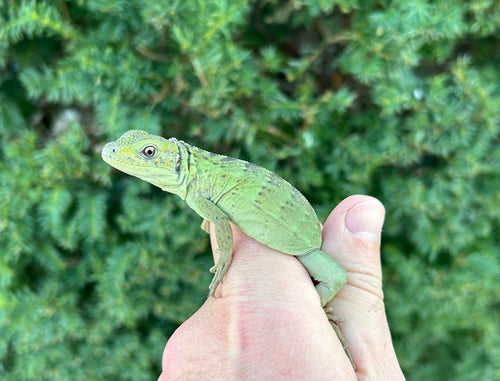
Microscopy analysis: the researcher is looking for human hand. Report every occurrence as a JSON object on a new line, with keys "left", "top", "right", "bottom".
{"left": 158, "top": 195, "right": 405, "bottom": 381}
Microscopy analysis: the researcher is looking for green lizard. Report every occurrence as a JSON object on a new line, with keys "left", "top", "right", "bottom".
{"left": 102, "top": 130, "right": 353, "bottom": 367}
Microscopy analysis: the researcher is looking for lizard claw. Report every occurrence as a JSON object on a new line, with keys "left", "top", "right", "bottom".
{"left": 324, "top": 307, "right": 355, "bottom": 370}
{"left": 208, "top": 257, "right": 231, "bottom": 297}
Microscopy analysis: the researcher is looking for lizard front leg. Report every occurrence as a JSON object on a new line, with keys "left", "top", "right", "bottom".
{"left": 188, "top": 195, "right": 233, "bottom": 296}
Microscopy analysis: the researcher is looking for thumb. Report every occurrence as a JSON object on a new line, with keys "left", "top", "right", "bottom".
{"left": 323, "top": 195, "right": 385, "bottom": 296}
{"left": 322, "top": 195, "right": 405, "bottom": 380}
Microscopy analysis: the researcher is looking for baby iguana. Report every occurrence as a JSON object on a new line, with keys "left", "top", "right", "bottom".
{"left": 102, "top": 130, "right": 353, "bottom": 367}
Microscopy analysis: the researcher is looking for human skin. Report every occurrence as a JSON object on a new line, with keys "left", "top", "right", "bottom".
{"left": 158, "top": 195, "right": 406, "bottom": 381}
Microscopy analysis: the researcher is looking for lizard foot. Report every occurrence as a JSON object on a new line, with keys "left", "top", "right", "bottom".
{"left": 208, "top": 255, "right": 231, "bottom": 297}
{"left": 324, "top": 307, "right": 355, "bottom": 370}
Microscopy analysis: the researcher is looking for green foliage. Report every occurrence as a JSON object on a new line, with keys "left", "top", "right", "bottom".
{"left": 1, "top": 0, "right": 499, "bottom": 379}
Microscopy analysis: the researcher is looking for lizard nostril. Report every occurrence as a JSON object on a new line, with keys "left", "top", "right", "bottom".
{"left": 102, "top": 142, "right": 118, "bottom": 157}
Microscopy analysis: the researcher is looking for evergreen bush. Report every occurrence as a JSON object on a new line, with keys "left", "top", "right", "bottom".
{"left": 1, "top": 1, "right": 499, "bottom": 379}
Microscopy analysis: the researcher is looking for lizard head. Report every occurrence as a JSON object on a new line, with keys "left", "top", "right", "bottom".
{"left": 102, "top": 130, "right": 188, "bottom": 196}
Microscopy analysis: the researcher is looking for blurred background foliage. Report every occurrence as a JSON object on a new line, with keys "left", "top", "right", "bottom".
{"left": 1, "top": 0, "right": 499, "bottom": 379}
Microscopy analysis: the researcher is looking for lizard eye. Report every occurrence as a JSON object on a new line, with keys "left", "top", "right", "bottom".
{"left": 142, "top": 146, "right": 156, "bottom": 158}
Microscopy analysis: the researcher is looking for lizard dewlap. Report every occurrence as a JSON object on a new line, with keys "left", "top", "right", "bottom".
{"left": 102, "top": 130, "right": 353, "bottom": 366}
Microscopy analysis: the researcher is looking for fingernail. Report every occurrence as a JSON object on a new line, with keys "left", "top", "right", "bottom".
{"left": 345, "top": 201, "right": 385, "bottom": 239}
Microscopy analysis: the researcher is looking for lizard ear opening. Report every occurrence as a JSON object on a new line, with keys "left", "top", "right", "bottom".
{"left": 174, "top": 154, "right": 181, "bottom": 172}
